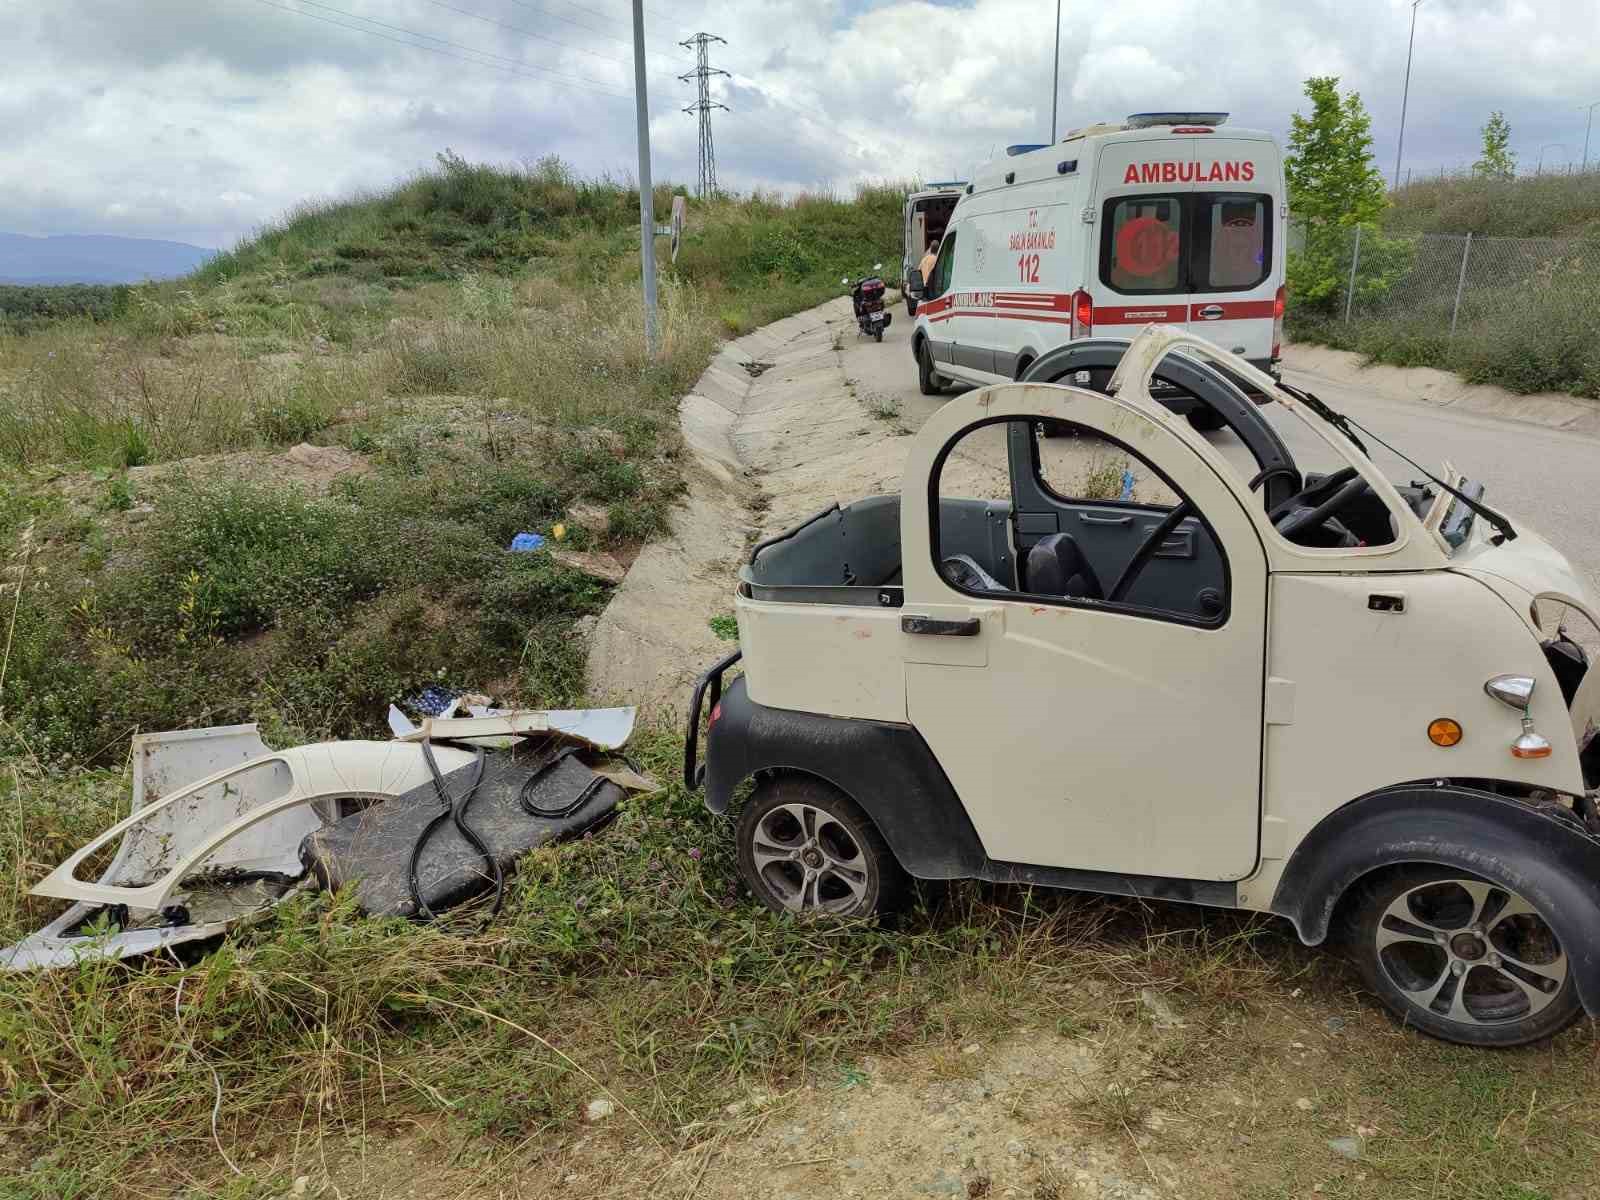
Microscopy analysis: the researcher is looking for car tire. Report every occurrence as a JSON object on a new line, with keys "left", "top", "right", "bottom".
{"left": 917, "top": 340, "right": 941, "bottom": 396}
{"left": 906, "top": 296, "right": 919, "bottom": 317}
{"left": 1345, "top": 864, "right": 1582, "bottom": 1047}
{"left": 1185, "top": 407, "right": 1226, "bottom": 432}
{"left": 736, "top": 774, "right": 906, "bottom": 919}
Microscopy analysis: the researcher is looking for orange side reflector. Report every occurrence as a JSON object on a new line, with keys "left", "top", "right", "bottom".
{"left": 1428, "top": 718, "right": 1463, "bottom": 747}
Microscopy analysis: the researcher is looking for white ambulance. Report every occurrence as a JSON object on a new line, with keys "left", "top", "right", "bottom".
{"left": 910, "top": 113, "right": 1287, "bottom": 429}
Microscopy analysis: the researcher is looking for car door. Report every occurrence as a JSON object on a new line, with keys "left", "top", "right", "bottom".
{"left": 899, "top": 383, "right": 1268, "bottom": 881}
{"left": 918, "top": 228, "right": 962, "bottom": 372}
{"left": 1185, "top": 183, "right": 1277, "bottom": 364}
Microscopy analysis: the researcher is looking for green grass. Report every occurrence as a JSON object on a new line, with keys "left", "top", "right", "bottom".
{"left": 36, "top": 158, "right": 1595, "bottom": 1200}
{"left": 0, "top": 155, "right": 905, "bottom": 770}
{"left": 1385, "top": 169, "right": 1600, "bottom": 238}
{"left": 4, "top": 742, "right": 1595, "bottom": 1197}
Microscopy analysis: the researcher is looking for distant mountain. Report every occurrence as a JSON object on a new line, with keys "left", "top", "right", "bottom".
{"left": 0, "top": 232, "right": 215, "bottom": 285}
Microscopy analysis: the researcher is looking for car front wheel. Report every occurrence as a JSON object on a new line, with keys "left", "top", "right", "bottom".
{"left": 1347, "top": 865, "right": 1581, "bottom": 1046}
{"left": 736, "top": 775, "right": 904, "bottom": 918}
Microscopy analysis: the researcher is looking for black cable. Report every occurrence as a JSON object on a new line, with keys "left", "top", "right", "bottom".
{"left": 408, "top": 741, "right": 501, "bottom": 921}
{"left": 1276, "top": 381, "right": 1368, "bottom": 455}
{"left": 518, "top": 743, "right": 606, "bottom": 819}
{"left": 1277, "top": 382, "right": 1518, "bottom": 544}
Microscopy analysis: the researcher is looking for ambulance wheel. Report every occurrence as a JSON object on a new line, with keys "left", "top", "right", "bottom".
{"left": 917, "top": 341, "right": 941, "bottom": 395}
{"left": 1185, "top": 407, "right": 1226, "bottom": 432}
{"left": 1346, "top": 865, "right": 1582, "bottom": 1047}
{"left": 737, "top": 775, "right": 905, "bottom": 919}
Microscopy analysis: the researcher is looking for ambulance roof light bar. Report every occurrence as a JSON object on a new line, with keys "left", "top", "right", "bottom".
{"left": 1125, "top": 112, "right": 1229, "bottom": 129}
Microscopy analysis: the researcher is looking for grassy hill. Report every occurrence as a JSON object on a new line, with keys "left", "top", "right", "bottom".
{"left": 1383, "top": 169, "right": 1600, "bottom": 238}
{"left": 0, "top": 153, "right": 902, "bottom": 768}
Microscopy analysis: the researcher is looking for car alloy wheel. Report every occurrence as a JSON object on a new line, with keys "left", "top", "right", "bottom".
{"left": 736, "top": 776, "right": 903, "bottom": 918}
{"left": 1352, "top": 866, "right": 1581, "bottom": 1045}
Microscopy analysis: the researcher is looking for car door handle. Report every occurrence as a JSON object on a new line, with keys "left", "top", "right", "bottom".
{"left": 901, "top": 615, "right": 980, "bottom": 637}
{"left": 1078, "top": 513, "right": 1132, "bottom": 526}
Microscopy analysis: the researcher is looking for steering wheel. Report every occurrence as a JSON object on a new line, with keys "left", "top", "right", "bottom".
{"left": 1108, "top": 500, "right": 1193, "bottom": 603}
{"left": 1271, "top": 468, "right": 1372, "bottom": 544}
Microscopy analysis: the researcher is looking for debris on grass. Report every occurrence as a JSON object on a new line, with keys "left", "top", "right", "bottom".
{"left": 4, "top": 707, "right": 651, "bottom": 967}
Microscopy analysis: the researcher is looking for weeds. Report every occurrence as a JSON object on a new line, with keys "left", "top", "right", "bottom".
{"left": 0, "top": 730, "right": 1324, "bottom": 1195}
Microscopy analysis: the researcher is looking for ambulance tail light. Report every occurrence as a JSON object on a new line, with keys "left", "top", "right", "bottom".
{"left": 1071, "top": 289, "right": 1093, "bottom": 339}
{"left": 1271, "top": 285, "right": 1286, "bottom": 359}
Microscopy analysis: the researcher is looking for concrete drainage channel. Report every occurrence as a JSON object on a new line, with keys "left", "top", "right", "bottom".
{"left": 587, "top": 296, "right": 911, "bottom": 719}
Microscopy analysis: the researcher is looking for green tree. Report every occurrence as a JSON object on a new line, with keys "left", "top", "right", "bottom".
{"left": 1474, "top": 110, "right": 1516, "bottom": 180}
{"left": 1284, "top": 76, "right": 1392, "bottom": 314}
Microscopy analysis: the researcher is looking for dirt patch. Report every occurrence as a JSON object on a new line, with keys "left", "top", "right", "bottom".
{"left": 123, "top": 441, "right": 371, "bottom": 496}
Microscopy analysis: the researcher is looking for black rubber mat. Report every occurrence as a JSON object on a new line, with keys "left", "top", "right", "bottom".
{"left": 299, "top": 746, "right": 622, "bottom": 918}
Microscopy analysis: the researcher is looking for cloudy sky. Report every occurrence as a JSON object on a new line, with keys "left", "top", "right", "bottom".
{"left": 6, "top": 0, "right": 1598, "bottom": 248}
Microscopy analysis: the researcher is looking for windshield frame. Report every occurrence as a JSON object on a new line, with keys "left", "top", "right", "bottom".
{"left": 1106, "top": 326, "right": 1450, "bottom": 569}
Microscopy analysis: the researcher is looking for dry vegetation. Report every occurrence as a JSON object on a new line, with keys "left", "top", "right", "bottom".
{"left": 1289, "top": 170, "right": 1600, "bottom": 396}
{"left": 2, "top": 156, "right": 1596, "bottom": 1200}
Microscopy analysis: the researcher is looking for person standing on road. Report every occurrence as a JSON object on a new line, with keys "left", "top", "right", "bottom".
{"left": 918, "top": 238, "right": 940, "bottom": 288}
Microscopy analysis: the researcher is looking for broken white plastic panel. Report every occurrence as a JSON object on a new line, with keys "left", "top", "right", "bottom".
{"left": 5, "top": 724, "right": 282, "bottom": 969}
{"left": 386, "top": 705, "right": 637, "bottom": 751}
{"left": 29, "top": 739, "right": 477, "bottom": 913}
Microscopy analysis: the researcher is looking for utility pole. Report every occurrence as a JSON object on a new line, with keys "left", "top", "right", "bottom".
{"left": 679, "top": 33, "right": 729, "bottom": 198}
{"left": 1582, "top": 100, "right": 1600, "bottom": 172}
{"left": 631, "top": 0, "right": 657, "bottom": 355}
{"left": 1393, "top": 0, "right": 1423, "bottom": 190}
{"left": 1049, "top": 0, "right": 1061, "bottom": 142}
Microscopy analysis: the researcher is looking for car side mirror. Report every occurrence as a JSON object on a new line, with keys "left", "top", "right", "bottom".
{"left": 909, "top": 268, "right": 925, "bottom": 296}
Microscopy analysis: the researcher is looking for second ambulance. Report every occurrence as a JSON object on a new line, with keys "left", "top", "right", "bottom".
{"left": 911, "top": 112, "right": 1286, "bottom": 430}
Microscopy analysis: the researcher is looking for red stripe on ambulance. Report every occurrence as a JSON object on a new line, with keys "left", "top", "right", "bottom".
{"left": 1093, "top": 305, "right": 1184, "bottom": 324}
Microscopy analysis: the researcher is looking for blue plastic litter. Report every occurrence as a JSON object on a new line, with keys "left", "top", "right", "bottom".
{"left": 410, "top": 685, "right": 457, "bottom": 717}
{"left": 509, "top": 532, "right": 546, "bottom": 552}
{"left": 1119, "top": 468, "right": 1135, "bottom": 501}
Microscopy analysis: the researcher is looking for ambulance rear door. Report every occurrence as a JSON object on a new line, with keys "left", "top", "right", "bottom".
{"left": 1183, "top": 134, "right": 1280, "bottom": 369}
{"left": 1089, "top": 137, "right": 1193, "bottom": 338}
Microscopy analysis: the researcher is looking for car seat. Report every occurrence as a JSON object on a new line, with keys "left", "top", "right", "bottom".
{"left": 1024, "top": 533, "right": 1103, "bottom": 600}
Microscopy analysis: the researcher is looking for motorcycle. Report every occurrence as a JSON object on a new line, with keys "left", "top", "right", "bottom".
{"left": 845, "top": 263, "right": 892, "bottom": 342}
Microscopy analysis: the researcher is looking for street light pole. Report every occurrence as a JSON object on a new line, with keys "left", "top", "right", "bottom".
{"left": 1582, "top": 100, "right": 1600, "bottom": 172}
{"left": 1050, "top": 0, "right": 1061, "bottom": 142}
{"left": 1392, "top": 0, "right": 1423, "bottom": 191}
{"left": 631, "top": 0, "right": 658, "bottom": 357}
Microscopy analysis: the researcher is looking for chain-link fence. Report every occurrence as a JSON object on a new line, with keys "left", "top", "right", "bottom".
{"left": 1291, "top": 223, "right": 1600, "bottom": 335}
{"left": 1285, "top": 221, "right": 1600, "bottom": 395}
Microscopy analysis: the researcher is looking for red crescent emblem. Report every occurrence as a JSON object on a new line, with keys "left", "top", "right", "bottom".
{"left": 1116, "top": 216, "right": 1179, "bottom": 279}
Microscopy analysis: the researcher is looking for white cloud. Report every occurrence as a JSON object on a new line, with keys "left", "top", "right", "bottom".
{"left": 4, "top": 0, "right": 1598, "bottom": 246}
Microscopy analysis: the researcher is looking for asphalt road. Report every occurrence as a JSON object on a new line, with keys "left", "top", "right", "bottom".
{"left": 842, "top": 312, "right": 1600, "bottom": 602}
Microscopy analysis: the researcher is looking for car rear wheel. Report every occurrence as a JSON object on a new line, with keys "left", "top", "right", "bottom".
{"left": 1347, "top": 865, "right": 1582, "bottom": 1046}
{"left": 736, "top": 775, "right": 904, "bottom": 919}
{"left": 917, "top": 341, "right": 941, "bottom": 396}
